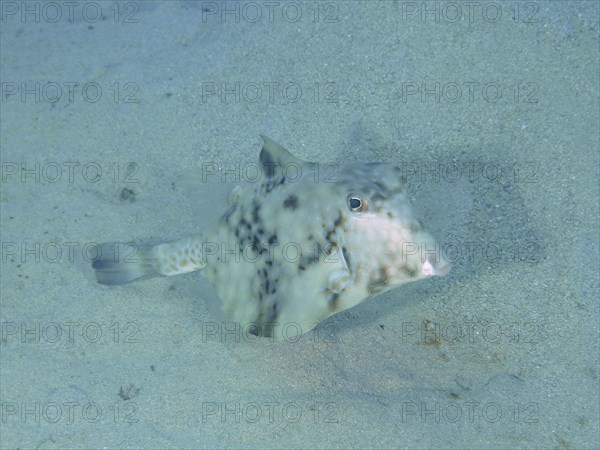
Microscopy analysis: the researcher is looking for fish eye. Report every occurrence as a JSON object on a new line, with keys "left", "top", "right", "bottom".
{"left": 347, "top": 195, "right": 367, "bottom": 212}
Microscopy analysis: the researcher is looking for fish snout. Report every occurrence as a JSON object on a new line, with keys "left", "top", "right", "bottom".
{"left": 420, "top": 253, "right": 451, "bottom": 277}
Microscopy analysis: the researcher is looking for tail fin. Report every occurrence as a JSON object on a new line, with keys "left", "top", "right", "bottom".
{"left": 92, "top": 238, "right": 206, "bottom": 285}
{"left": 92, "top": 242, "right": 161, "bottom": 285}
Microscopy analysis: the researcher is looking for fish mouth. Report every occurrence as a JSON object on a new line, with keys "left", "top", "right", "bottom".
{"left": 421, "top": 254, "right": 451, "bottom": 277}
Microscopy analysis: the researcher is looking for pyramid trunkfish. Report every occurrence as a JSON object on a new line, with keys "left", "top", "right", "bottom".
{"left": 92, "top": 136, "right": 450, "bottom": 340}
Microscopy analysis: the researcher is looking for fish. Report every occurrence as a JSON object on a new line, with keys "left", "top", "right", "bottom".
{"left": 92, "top": 136, "right": 450, "bottom": 340}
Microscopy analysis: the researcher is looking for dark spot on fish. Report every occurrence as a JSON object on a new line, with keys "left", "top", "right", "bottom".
{"left": 368, "top": 268, "right": 389, "bottom": 294}
{"left": 248, "top": 322, "right": 271, "bottom": 337}
{"left": 262, "top": 181, "right": 273, "bottom": 193}
{"left": 251, "top": 235, "right": 261, "bottom": 253}
{"left": 268, "top": 302, "right": 279, "bottom": 319}
{"left": 298, "top": 264, "right": 306, "bottom": 271}
{"left": 323, "top": 212, "right": 345, "bottom": 242}
{"left": 326, "top": 240, "right": 336, "bottom": 255}
{"left": 283, "top": 194, "right": 299, "bottom": 210}
{"left": 300, "top": 251, "right": 317, "bottom": 266}
{"left": 308, "top": 243, "right": 327, "bottom": 262}
{"left": 400, "top": 264, "right": 418, "bottom": 278}
{"left": 387, "top": 211, "right": 393, "bottom": 218}
{"left": 268, "top": 234, "right": 277, "bottom": 244}
{"left": 333, "top": 212, "right": 343, "bottom": 228}
{"left": 252, "top": 292, "right": 280, "bottom": 337}
{"left": 327, "top": 293, "right": 340, "bottom": 311}
{"left": 252, "top": 202, "right": 261, "bottom": 222}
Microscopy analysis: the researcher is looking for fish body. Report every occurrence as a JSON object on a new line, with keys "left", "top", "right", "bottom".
{"left": 93, "top": 136, "right": 450, "bottom": 340}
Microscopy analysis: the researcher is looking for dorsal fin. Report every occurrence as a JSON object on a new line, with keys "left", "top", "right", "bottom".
{"left": 259, "top": 135, "right": 307, "bottom": 182}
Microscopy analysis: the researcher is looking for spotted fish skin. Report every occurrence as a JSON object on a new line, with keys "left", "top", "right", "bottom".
{"left": 93, "top": 136, "right": 450, "bottom": 340}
